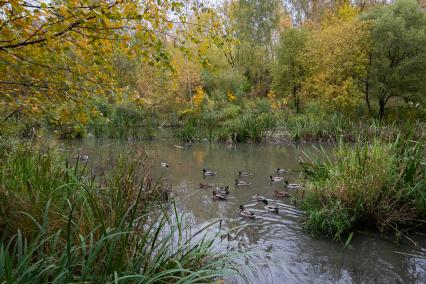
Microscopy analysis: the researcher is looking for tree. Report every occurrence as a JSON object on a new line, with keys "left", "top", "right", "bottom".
{"left": 363, "top": 0, "right": 426, "bottom": 119}
{"left": 273, "top": 28, "right": 309, "bottom": 113}
{"left": 304, "top": 4, "right": 371, "bottom": 114}
{"left": 0, "top": 0, "right": 185, "bottom": 119}
{"left": 228, "top": 0, "right": 284, "bottom": 96}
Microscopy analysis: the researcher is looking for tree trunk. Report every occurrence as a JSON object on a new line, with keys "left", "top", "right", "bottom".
{"left": 365, "top": 53, "right": 372, "bottom": 115}
{"left": 293, "top": 85, "right": 300, "bottom": 113}
{"left": 378, "top": 98, "right": 385, "bottom": 119}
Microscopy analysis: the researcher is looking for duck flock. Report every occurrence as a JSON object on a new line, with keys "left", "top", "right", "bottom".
{"left": 161, "top": 162, "right": 302, "bottom": 219}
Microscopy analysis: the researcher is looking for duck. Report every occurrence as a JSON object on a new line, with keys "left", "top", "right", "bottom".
{"left": 217, "top": 186, "right": 230, "bottom": 195}
{"left": 274, "top": 190, "right": 290, "bottom": 198}
{"left": 203, "top": 169, "right": 217, "bottom": 176}
{"left": 285, "top": 180, "right": 301, "bottom": 189}
{"left": 269, "top": 176, "right": 284, "bottom": 182}
{"left": 276, "top": 168, "right": 289, "bottom": 174}
{"left": 262, "top": 200, "right": 279, "bottom": 213}
{"left": 239, "top": 205, "right": 255, "bottom": 218}
{"left": 235, "top": 179, "right": 251, "bottom": 186}
{"left": 254, "top": 192, "right": 266, "bottom": 201}
{"left": 212, "top": 190, "right": 227, "bottom": 201}
{"left": 239, "top": 171, "right": 252, "bottom": 177}
{"left": 74, "top": 154, "right": 88, "bottom": 162}
{"left": 160, "top": 162, "right": 169, "bottom": 168}
{"left": 199, "top": 183, "right": 213, "bottom": 189}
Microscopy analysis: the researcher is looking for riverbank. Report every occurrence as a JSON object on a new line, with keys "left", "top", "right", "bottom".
{"left": 0, "top": 138, "right": 230, "bottom": 282}
{"left": 2, "top": 117, "right": 425, "bottom": 241}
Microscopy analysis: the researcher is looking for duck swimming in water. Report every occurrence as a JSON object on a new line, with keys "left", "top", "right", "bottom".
{"left": 285, "top": 180, "right": 301, "bottom": 189}
{"left": 235, "top": 179, "right": 251, "bottom": 186}
{"left": 262, "top": 200, "right": 279, "bottom": 213}
{"left": 160, "top": 162, "right": 169, "bottom": 168}
{"left": 217, "top": 186, "right": 230, "bottom": 195}
{"left": 274, "top": 190, "right": 290, "bottom": 198}
{"left": 239, "top": 205, "right": 255, "bottom": 218}
{"left": 254, "top": 193, "right": 266, "bottom": 201}
{"left": 212, "top": 190, "right": 227, "bottom": 201}
{"left": 239, "top": 171, "right": 252, "bottom": 177}
{"left": 276, "top": 168, "right": 289, "bottom": 174}
{"left": 203, "top": 169, "right": 217, "bottom": 176}
{"left": 269, "top": 176, "right": 284, "bottom": 182}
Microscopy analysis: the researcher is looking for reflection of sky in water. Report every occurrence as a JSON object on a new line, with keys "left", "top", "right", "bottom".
{"left": 52, "top": 138, "right": 426, "bottom": 284}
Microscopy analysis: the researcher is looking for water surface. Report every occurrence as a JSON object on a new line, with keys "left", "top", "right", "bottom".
{"left": 55, "top": 139, "right": 426, "bottom": 284}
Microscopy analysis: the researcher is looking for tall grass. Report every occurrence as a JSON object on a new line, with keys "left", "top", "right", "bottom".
{"left": 216, "top": 113, "right": 276, "bottom": 143}
{"left": 89, "top": 105, "right": 155, "bottom": 140}
{"left": 0, "top": 142, "right": 230, "bottom": 282}
{"left": 280, "top": 113, "right": 426, "bottom": 143}
{"left": 299, "top": 136, "right": 426, "bottom": 240}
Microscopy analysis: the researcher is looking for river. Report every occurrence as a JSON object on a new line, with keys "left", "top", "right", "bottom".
{"left": 54, "top": 138, "right": 426, "bottom": 283}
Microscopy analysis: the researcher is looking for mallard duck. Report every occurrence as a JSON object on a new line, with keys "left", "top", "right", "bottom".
{"left": 239, "top": 205, "right": 255, "bottom": 218}
{"left": 239, "top": 171, "right": 252, "bottom": 177}
{"left": 199, "top": 183, "right": 213, "bottom": 189}
{"left": 274, "top": 190, "right": 290, "bottom": 198}
{"left": 217, "top": 186, "right": 230, "bottom": 194}
{"left": 203, "top": 169, "right": 217, "bottom": 176}
{"left": 160, "top": 162, "right": 169, "bottom": 168}
{"left": 269, "top": 176, "right": 283, "bottom": 182}
{"left": 235, "top": 179, "right": 251, "bottom": 186}
{"left": 276, "top": 168, "right": 289, "bottom": 174}
{"left": 285, "top": 180, "right": 301, "bottom": 189}
{"left": 74, "top": 154, "right": 88, "bottom": 162}
{"left": 254, "top": 192, "right": 266, "bottom": 201}
{"left": 212, "top": 190, "right": 227, "bottom": 201}
{"left": 262, "top": 200, "right": 279, "bottom": 213}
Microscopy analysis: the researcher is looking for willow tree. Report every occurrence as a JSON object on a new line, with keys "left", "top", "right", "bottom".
{"left": 273, "top": 28, "right": 309, "bottom": 113}
{"left": 362, "top": 0, "right": 426, "bottom": 119}
{"left": 229, "top": 0, "right": 284, "bottom": 96}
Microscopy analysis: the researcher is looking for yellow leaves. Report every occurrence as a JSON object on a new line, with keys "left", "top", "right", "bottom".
{"left": 193, "top": 86, "right": 206, "bottom": 109}
{"left": 227, "top": 90, "right": 237, "bottom": 102}
{"left": 337, "top": 4, "right": 359, "bottom": 22}
{"left": 322, "top": 3, "right": 359, "bottom": 28}
{"left": 267, "top": 90, "right": 288, "bottom": 110}
{"left": 0, "top": 0, "right": 187, "bottom": 117}
{"left": 304, "top": 16, "right": 370, "bottom": 114}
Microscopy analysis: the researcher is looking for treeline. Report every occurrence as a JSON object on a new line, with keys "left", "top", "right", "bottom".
{"left": 1, "top": 0, "right": 425, "bottom": 138}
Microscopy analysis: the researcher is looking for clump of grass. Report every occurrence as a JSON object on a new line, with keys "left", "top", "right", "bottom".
{"left": 0, "top": 143, "right": 230, "bottom": 282}
{"left": 88, "top": 104, "right": 156, "bottom": 140}
{"left": 280, "top": 113, "right": 426, "bottom": 143}
{"left": 177, "top": 119, "right": 198, "bottom": 143}
{"left": 300, "top": 137, "right": 426, "bottom": 240}
{"left": 217, "top": 113, "right": 276, "bottom": 143}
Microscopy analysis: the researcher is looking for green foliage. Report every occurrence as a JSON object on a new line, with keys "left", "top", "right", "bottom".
{"left": 177, "top": 119, "right": 198, "bottom": 143}
{"left": 300, "top": 137, "right": 426, "bottom": 239}
{"left": 0, "top": 143, "right": 230, "bottom": 282}
{"left": 229, "top": 0, "right": 284, "bottom": 96}
{"left": 362, "top": 0, "right": 426, "bottom": 118}
{"left": 273, "top": 28, "right": 309, "bottom": 113}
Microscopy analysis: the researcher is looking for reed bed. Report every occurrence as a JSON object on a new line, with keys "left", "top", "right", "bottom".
{"left": 299, "top": 135, "right": 426, "bottom": 240}
{"left": 0, "top": 141, "right": 230, "bottom": 283}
